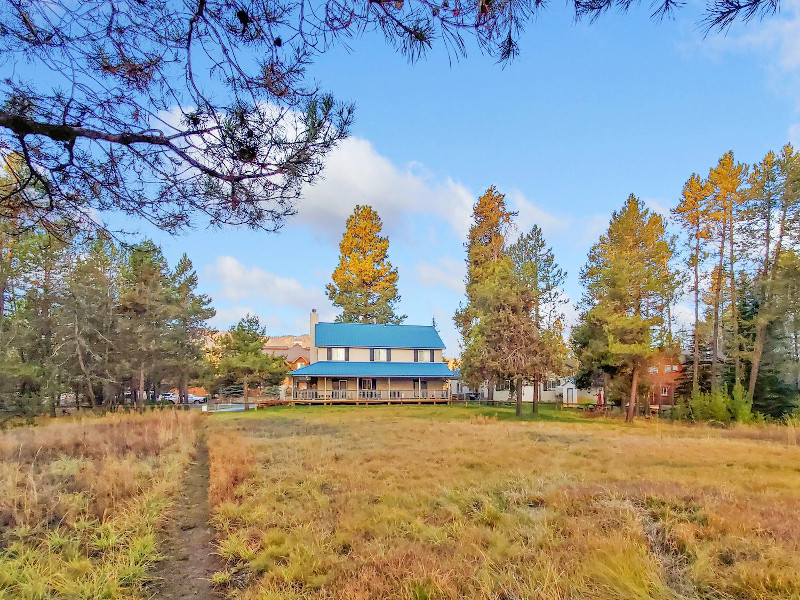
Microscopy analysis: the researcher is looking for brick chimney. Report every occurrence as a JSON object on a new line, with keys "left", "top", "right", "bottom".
{"left": 309, "top": 309, "right": 319, "bottom": 363}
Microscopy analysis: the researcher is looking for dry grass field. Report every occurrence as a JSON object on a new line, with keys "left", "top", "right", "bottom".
{"left": 208, "top": 405, "right": 800, "bottom": 600}
{"left": 0, "top": 410, "right": 198, "bottom": 599}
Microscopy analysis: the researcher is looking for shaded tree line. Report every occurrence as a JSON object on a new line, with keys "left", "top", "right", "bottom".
{"left": 672, "top": 145, "right": 800, "bottom": 417}
{"left": 573, "top": 144, "right": 799, "bottom": 421}
{"left": 0, "top": 221, "right": 215, "bottom": 417}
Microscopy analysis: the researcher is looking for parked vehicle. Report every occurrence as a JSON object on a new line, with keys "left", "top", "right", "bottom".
{"left": 188, "top": 393, "right": 206, "bottom": 403}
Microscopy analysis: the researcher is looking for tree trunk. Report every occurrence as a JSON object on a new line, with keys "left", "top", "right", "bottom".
{"left": 692, "top": 234, "right": 700, "bottom": 396}
{"left": 729, "top": 217, "right": 741, "bottom": 384}
{"left": 138, "top": 364, "right": 145, "bottom": 408}
{"left": 243, "top": 376, "right": 250, "bottom": 410}
{"left": 515, "top": 378, "right": 523, "bottom": 417}
{"left": 487, "top": 377, "right": 495, "bottom": 404}
{"left": 626, "top": 365, "right": 639, "bottom": 423}
{"left": 532, "top": 378, "right": 539, "bottom": 414}
{"left": 711, "top": 227, "right": 726, "bottom": 391}
{"left": 180, "top": 370, "right": 189, "bottom": 404}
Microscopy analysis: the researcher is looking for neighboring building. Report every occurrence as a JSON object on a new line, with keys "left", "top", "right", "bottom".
{"left": 449, "top": 376, "right": 577, "bottom": 404}
{"left": 646, "top": 354, "right": 683, "bottom": 408}
{"left": 264, "top": 339, "right": 311, "bottom": 390}
{"left": 291, "top": 310, "right": 457, "bottom": 402}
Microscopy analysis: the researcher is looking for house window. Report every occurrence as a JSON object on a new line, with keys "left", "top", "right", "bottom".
{"left": 648, "top": 366, "right": 659, "bottom": 374}
{"left": 544, "top": 379, "right": 558, "bottom": 391}
{"left": 331, "top": 347, "right": 345, "bottom": 361}
{"left": 664, "top": 365, "right": 672, "bottom": 373}
{"left": 672, "top": 364, "right": 679, "bottom": 372}
{"left": 373, "top": 348, "right": 388, "bottom": 362}
{"left": 416, "top": 349, "right": 431, "bottom": 362}
{"left": 496, "top": 379, "right": 510, "bottom": 391}
{"left": 661, "top": 386, "right": 669, "bottom": 397}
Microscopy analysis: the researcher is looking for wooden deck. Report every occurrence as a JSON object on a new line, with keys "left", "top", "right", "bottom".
{"left": 288, "top": 397, "right": 454, "bottom": 406}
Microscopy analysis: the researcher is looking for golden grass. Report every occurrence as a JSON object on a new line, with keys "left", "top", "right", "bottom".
{"left": 208, "top": 405, "right": 800, "bottom": 600}
{"left": 0, "top": 411, "right": 198, "bottom": 599}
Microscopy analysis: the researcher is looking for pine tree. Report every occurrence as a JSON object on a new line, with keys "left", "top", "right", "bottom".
{"left": 507, "top": 225, "right": 568, "bottom": 412}
{"left": 455, "top": 187, "right": 516, "bottom": 397}
{"left": 327, "top": 205, "right": 405, "bottom": 324}
{"left": 167, "top": 254, "right": 216, "bottom": 403}
{"left": 118, "top": 241, "right": 172, "bottom": 406}
{"left": 707, "top": 151, "right": 747, "bottom": 387}
{"left": 57, "top": 234, "right": 122, "bottom": 407}
{"left": 577, "top": 195, "right": 676, "bottom": 422}
{"left": 218, "top": 315, "right": 288, "bottom": 410}
{"left": 744, "top": 145, "right": 800, "bottom": 399}
{"left": 672, "top": 173, "right": 713, "bottom": 395}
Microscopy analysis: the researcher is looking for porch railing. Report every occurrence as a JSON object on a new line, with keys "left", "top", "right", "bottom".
{"left": 292, "top": 389, "right": 450, "bottom": 401}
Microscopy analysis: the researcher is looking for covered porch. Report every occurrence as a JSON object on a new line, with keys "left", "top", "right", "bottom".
{"left": 292, "top": 376, "right": 451, "bottom": 403}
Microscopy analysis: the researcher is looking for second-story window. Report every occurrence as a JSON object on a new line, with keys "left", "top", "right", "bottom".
{"left": 331, "top": 347, "right": 346, "bottom": 361}
{"left": 416, "top": 349, "right": 431, "bottom": 362}
{"left": 373, "top": 348, "right": 388, "bottom": 362}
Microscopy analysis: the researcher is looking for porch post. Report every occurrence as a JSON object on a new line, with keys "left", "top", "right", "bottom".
{"left": 324, "top": 377, "right": 327, "bottom": 400}
{"left": 388, "top": 377, "right": 391, "bottom": 401}
{"left": 418, "top": 377, "right": 421, "bottom": 399}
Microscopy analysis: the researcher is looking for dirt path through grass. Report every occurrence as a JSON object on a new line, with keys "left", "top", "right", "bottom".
{"left": 148, "top": 429, "right": 223, "bottom": 599}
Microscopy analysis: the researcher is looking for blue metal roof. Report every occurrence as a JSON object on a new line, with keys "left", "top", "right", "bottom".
{"left": 314, "top": 323, "right": 445, "bottom": 349}
{"left": 291, "top": 361, "right": 456, "bottom": 378}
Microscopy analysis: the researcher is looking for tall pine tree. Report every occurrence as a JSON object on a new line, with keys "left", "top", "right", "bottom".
{"left": 327, "top": 205, "right": 405, "bottom": 324}
{"left": 575, "top": 195, "right": 676, "bottom": 422}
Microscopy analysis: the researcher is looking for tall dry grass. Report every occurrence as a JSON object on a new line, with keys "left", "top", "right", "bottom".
{"left": 0, "top": 411, "right": 198, "bottom": 599}
{"left": 207, "top": 407, "right": 800, "bottom": 600}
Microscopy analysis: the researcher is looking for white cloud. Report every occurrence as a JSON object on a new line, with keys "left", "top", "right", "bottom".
{"left": 208, "top": 305, "right": 276, "bottom": 330}
{"left": 731, "top": 0, "right": 800, "bottom": 71}
{"left": 682, "top": 0, "right": 800, "bottom": 83}
{"left": 506, "top": 189, "right": 569, "bottom": 238}
{"left": 298, "top": 137, "right": 475, "bottom": 240}
{"left": 643, "top": 197, "right": 672, "bottom": 217}
{"left": 415, "top": 257, "right": 465, "bottom": 294}
{"left": 205, "top": 256, "right": 327, "bottom": 308}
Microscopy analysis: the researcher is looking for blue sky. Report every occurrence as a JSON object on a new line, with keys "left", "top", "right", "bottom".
{"left": 143, "top": 0, "right": 800, "bottom": 354}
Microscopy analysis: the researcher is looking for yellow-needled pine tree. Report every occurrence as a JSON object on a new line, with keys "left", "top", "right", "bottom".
{"left": 673, "top": 173, "right": 713, "bottom": 395}
{"left": 576, "top": 195, "right": 676, "bottom": 422}
{"left": 327, "top": 205, "right": 405, "bottom": 324}
{"left": 708, "top": 151, "right": 748, "bottom": 387}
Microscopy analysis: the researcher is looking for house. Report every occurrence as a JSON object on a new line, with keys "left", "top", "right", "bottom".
{"left": 291, "top": 310, "right": 457, "bottom": 402}
{"left": 646, "top": 353, "right": 683, "bottom": 409}
{"left": 449, "top": 376, "right": 577, "bottom": 404}
{"left": 263, "top": 339, "right": 311, "bottom": 388}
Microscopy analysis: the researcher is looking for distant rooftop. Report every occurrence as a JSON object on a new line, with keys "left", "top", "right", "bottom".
{"left": 314, "top": 322, "right": 445, "bottom": 349}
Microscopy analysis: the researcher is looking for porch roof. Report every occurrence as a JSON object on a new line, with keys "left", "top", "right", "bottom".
{"left": 291, "top": 361, "right": 456, "bottom": 378}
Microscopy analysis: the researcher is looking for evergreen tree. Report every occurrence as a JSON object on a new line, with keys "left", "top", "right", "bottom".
{"left": 707, "top": 151, "right": 747, "bottom": 388}
{"left": 455, "top": 187, "right": 516, "bottom": 397}
{"left": 744, "top": 145, "right": 800, "bottom": 399}
{"left": 118, "top": 241, "right": 172, "bottom": 406}
{"left": 672, "top": 173, "right": 713, "bottom": 395}
{"left": 507, "top": 225, "right": 568, "bottom": 412}
{"left": 167, "top": 254, "right": 216, "bottom": 403}
{"left": 576, "top": 195, "right": 676, "bottom": 422}
{"left": 327, "top": 205, "right": 405, "bottom": 324}
{"left": 218, "top": 315, "right": 288, "bottom": 410}
{"left": 57, "top": 234, "right": 123, "bottom": 407}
